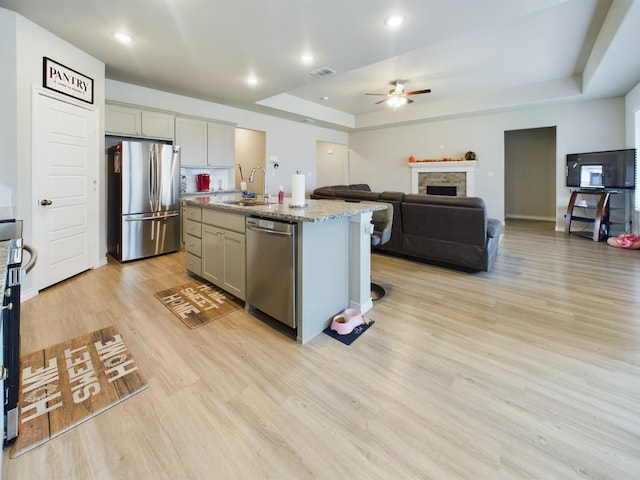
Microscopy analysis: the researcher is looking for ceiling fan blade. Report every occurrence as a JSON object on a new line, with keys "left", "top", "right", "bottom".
{"left": 375, "top": 99, "right": 388, "bottom": 104}
{"left": 405, "top": 89, "right": 431, "bottom": 96}
{"left": 406, "top": 98, "right": 414, "bottom": 104}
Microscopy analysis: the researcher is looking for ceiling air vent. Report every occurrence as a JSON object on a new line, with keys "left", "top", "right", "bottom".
{"left": 310, "top": 66, "right": 336, "bottom": 78}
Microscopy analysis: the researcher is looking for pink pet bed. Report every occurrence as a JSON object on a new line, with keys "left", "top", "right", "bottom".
{"left": 607, "top": 233, "right": 640, "bottom": 249}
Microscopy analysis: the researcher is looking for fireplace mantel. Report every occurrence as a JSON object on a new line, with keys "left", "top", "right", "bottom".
{"left": 409, "top": 161, "right": 477, "bottom": 196}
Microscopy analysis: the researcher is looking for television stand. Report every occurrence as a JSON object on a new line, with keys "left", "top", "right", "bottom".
{"left": 564, "top": 190, "right": 610, "bottom": 241}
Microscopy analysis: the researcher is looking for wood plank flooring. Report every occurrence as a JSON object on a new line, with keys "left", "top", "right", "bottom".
{"left": 3, "top": 220, "right": 640, "bottom": 479}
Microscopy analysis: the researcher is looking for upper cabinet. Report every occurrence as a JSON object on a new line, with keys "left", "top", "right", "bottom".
{"left": 106, "top": 103, "right": 174, "bottom": 140}
{"left": 176, "top": 116, "right": 236, "bottom": 167}
{"left": 207, "top": 122, "right": 236, "bottom": 167}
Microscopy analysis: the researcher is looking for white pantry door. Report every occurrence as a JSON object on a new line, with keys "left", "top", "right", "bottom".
{"left": 33, "top": 91, "right": 98, "bottom": 290}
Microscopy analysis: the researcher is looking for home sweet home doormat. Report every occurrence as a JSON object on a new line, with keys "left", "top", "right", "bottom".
{"left": 10, "top": 326, "right": 148, "bottom": 458}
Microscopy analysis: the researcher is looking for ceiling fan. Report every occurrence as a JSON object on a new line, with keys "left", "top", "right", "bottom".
{"left": 366, "top": 80, "right": 431, "bottom": 106}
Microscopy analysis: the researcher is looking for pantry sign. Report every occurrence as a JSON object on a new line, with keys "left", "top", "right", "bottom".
{"left": 43, "top": 56, "right": 94, "bottom": 104}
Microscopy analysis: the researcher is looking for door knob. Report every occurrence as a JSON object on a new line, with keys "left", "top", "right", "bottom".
{"left": 40, "top": 199, "right": 53, "bottom": 206}
{"left": 0, "top": 366, "right": 8, "bottom": 381}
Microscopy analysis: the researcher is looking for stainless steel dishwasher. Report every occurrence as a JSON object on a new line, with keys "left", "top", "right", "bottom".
{"left": 246, "top": 217, "right": 297, "bottom": 328}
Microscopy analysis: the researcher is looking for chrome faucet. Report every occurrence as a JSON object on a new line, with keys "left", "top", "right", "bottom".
{"left": 249, "top": 166, "right": 270, "bottom": 202}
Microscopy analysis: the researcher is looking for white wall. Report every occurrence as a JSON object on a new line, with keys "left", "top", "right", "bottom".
{"left": 0, "top": 10, "right": 18, "bottom": 198}
{"left": 3, "top": 9, "right": 105, "bottom": 297}
{"left": 106, "top": 80, "right": 349, "bottom": 195}
{"left": 625, "top": 82, "right": 640, "bottom": 146}
{"left": 349, "top": 98, "right": 625, "bottom": 227}
{"left": 624, "top": 81, "right": 640, "bottom": 233}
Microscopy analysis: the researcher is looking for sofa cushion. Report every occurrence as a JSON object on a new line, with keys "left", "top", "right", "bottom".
{"left": 402, "top": 195, "right": 487, "bottom": 246}
{"left": 339, "top": 190, "right": 381, "bottom": 202}
{"left": 347, "top": 184, "right": 371, "bottom": 191}
{"left": 403, "top": 194, "right": 486, "bottom": 209}
{"left": 379, "top": 191, "right": 405, "bottom": 202}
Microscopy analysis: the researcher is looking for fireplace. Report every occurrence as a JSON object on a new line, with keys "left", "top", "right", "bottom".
{"left": 427, "top": 185, "right": 457, "bottom": 196}
{"left": 409, "top": 161, "right": 477, "bottom": 197}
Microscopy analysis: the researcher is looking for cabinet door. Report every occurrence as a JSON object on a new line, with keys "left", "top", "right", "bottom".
{"left": 142, "top": 110, "right": 174, "bottom": 139}
{"left": 105, "top": 104, "right": 140, "bottom": 136}
{"left": 175, "top": 117, "right": 208, "bottom": 166}
{"left": 221, "top": 229, "right": 245, "bottom": 299}
{"left": 201, "top": 225, "right": 223, "bottom": 285}
{"left": 207, "top": 122, "right": 236, "bottom": 167}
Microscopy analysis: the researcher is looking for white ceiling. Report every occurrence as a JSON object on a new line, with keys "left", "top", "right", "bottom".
{"left": 2, "top": 0, "right": 639, "bottom": 131}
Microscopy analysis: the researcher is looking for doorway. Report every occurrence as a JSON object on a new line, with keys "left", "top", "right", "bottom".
{"left": 504, "top": 127, "right": 556, "bottom": 222}
{"left": 33, "top": 90, "right": 99, "bottom": 290}
{"left": 316, "top": 141, "right": 349, "bottom": 187}
{"left": 235, "top": 128, "right": 266, "bottom": 195}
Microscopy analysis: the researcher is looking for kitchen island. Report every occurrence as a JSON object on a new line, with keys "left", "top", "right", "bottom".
{"left": 181, "top": 195, "right": 385, "bottom": 344}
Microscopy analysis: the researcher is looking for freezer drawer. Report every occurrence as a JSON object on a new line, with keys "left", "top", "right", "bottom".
{"left": 117, "top": 213, "right": 180, "bottom": 262}
{"left": 246, "top": 217, "right": 297, "bottom": 328}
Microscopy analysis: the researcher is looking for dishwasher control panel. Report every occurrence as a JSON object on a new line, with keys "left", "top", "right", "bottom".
{"left": 255, "top": 218, "right": 275, "bottom": 230}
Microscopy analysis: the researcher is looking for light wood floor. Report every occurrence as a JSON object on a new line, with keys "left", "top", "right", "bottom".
{"left": 3, "top": 220, "right": 640, "bottom": 479}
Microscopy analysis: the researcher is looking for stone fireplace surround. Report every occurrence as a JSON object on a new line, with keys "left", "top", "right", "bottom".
{"left": 409, "top": 161, "right": 477, "bottom": 197}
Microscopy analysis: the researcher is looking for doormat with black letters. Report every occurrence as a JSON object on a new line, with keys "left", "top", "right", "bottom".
{"left": 154, "top": 279, "right": 243, "bottom": 329}
{"left": 11, "top": 326, "right": 148, "bottom": 458}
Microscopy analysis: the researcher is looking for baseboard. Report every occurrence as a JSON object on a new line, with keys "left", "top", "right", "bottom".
{"left": 20, "top": 287, "right": 37, "bottom": 302}
{"left": 505, "top": 214, "right": 556, "bottom": 222}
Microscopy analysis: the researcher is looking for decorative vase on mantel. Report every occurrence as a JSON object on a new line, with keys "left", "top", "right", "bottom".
{"left": 465, "top": 151, "right": 477, "bottom": 161}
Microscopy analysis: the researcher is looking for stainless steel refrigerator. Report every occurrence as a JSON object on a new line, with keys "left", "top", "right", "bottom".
{"left": 107, "top": 140, "right": 181, "bottom": 262}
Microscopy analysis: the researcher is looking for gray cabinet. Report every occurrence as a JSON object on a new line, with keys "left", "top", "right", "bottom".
{"left": 175, "top": 116, "right": 236, "bottom": 167}
{"left": 183, "top": 205, "right": 202, "bottom": 276}
{"left": 184, "top": 206, "right": 245, "bottom": 300}
{"left": 106, "top": 103, "right": 174, "bottom": 139}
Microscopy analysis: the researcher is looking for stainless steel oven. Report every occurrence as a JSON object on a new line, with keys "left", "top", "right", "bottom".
{"left": 1, "top": 220, "right": 37, "bottom": 447}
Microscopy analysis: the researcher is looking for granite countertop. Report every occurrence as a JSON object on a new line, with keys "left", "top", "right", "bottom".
{"left": 1, "top": 240, "right": 8, "bottom": 296}
{"left": 181, "top": 195, "right": 385, "bottom": 222}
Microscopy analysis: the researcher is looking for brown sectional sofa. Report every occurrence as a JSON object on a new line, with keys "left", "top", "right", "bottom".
{"left": 311, "top": 184, "right": 502, "bottom": 272}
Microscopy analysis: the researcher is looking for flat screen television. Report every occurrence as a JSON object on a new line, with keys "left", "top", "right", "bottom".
{"left": 566, "top": 149, "right": 636, "bottom": 189}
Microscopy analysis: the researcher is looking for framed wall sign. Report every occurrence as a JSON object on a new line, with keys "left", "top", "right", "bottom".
{"left": 42, "top": 57, "right": 94, "bottom": 104}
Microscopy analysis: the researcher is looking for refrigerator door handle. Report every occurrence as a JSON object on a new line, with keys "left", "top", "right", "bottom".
{"left": 124, "top": 212, "right": 180, "bottom": 221}
{"left": 154, "top": 145, "right": 160, "bottom": 211}
{"left": 148, "top": 148, "right": 156, "bottom": 212}
{"left": 156, "top": 145, "right": 164, "bottom": 212}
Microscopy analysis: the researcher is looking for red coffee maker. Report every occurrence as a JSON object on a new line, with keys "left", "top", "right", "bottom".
{"left": 197, "top": 173, "right": 210, "bottom": 192}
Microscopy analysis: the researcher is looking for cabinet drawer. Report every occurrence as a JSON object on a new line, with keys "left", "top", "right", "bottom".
{"left": 185, "top": 219, "right": 202, "bottom": 238}
{"left": 185, "top": 234, "right": 202, "bottom": 256}
{"left": 183, "top": 206, "right": 202, "bottom": 222}
{"left": 202, "top": 209, "right": 245, "bottom": 233}
{"left": 185, "top": 252, "right": 202, "bottom": 276}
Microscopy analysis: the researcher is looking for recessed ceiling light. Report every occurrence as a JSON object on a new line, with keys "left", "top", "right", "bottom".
{"left": 112, "top": 32, "right": 134, "bottom": 44}
{"left": 320, "top": 96, "right": 329, "bottom": 101}
{"left": 246, "top": 76, "right": 258, "bottom": 86}
{"left": 385, "top": 15, "right": 404, "bottom": 28}
{"left": 300, "top": 54, "right": 314, "bottom": 64}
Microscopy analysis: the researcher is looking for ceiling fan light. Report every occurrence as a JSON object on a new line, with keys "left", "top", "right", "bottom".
{"left": 387, "top": 96, "right": 408, "bottom": 108}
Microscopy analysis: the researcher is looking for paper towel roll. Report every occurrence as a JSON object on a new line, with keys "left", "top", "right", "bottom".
{"left": 291, "top": 174, "right": 306, "bottom": 207}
